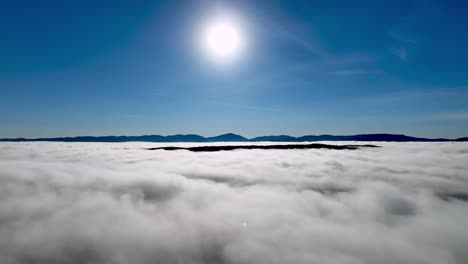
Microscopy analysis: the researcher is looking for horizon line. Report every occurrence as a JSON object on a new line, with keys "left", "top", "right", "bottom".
{"left": 1, "top": 132, "right": 467, "bottom": 142}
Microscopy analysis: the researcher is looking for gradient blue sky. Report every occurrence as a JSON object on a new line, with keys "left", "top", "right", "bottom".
{"left": 1, "top": 0, "right": 468, "bottom": 138}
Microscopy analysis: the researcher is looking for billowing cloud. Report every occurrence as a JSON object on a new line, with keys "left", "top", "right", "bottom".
{"left": 1, "top": 142, "right": 467, "bottom": 264}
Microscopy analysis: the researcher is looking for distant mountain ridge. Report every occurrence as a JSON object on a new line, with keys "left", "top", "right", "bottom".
{"left": 1, "top": 133, "right": 467, "bottom": 142}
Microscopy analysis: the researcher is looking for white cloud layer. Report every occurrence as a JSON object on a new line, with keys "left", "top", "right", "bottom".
{"left": 1, "top": 142, "right": 468, "bottom": 264}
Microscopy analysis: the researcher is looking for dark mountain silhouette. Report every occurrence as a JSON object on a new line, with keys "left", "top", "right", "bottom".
{"left": 207, "top": 133, "right": 248, "bottom": 142}
{"left": 295, "top": 134, "right": 451, "bottom": 142}
{"left": 0, "top": 133, "right": 466, "bottom": 143}
{"left": 164, "top": 134, "right": 207, "bottom": 142}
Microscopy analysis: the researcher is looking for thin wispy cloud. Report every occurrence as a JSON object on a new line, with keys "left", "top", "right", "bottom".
{"left": 388, "top": 16, "right": 420, "bottom": 45}
{"left": 328, "top": 69, "right": 380, "bottom": 76}
{"left": 392, "top": 47, "right": 408, "bottom": 61}
{"left": 447, "top": 113, "right": 468, "bottom": 120}
{"left": 268, "top": 16, "right": 375, "bottom": 68}
{"left": 342, "top": 87, "right": 459, "bottom": 107}
{"left": 212, "top": 101, "right": 283, "bottom": 113}
{"left": 431, "top": 112, "right": 468, "bottom": 121}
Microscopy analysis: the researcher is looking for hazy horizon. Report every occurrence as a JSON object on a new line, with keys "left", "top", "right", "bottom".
{"left": 1, "top": 131, "right": 467, "bottom": 141}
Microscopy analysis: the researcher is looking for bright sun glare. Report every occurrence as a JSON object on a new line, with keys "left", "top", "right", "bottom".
{"left": 200, "top": 16, "right": 245, "bottom": 63}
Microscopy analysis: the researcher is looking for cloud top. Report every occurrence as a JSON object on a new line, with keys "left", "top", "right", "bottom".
{"left": 1, "top": 142, "right": 467, "bottom": 264}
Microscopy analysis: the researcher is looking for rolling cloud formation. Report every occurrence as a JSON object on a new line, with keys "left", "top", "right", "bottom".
{"left": 0, "top": 142, "right": 467, "bottom": 264}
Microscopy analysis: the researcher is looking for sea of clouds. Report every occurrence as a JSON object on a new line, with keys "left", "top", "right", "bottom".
{"left": 0, "top": 141, "right": 467, "bottom": 264}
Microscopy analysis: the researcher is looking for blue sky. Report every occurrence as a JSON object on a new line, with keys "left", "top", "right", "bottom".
{"left": 1, "top": 0, "right": 468, "bottom": 138}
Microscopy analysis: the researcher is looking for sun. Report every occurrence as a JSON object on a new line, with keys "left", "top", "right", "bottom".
{"left": 200, "top": 16, "right": 246, "bottom": 63}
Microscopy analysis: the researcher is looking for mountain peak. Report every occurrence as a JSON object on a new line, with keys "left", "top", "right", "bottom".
{"left": 0, "top": 133, "right": 467, "bottom": 143}
{"left": 207, "top": 133, "right": 248, "bottom": 142}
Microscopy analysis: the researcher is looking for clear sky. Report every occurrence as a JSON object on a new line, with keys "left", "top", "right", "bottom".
{"left": 1, "top": 0, "right": 468, "bottom": 138}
